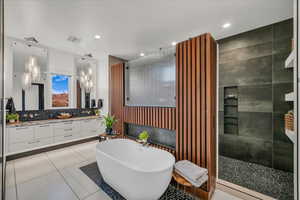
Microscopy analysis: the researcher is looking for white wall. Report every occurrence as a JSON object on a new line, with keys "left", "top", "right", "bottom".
{"left": 4, "top": 38, "right": 13, "bottom": 98}
{"left": 96, "top": 56, "right": 109, "bottom": 115}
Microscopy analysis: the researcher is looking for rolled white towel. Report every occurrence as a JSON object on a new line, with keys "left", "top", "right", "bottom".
{"left": 175, "top": 160, "right": 207, "bottom": 181}
{"left": 175, "top": 169, "right": 208, "bottom": 187}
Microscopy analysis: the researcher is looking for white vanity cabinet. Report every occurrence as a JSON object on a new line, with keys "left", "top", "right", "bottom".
{"left": 53, "top": 121, "right": 81, "bottom": 143}
{"left": 8, "top": 126, "right": 36, "bottom": 153}
{"left": 7, "top": 117, "right": 103, "bottom": 155}
{"left": 80, "top": 118, "right": 104, "bottom": 137}
{"left": 34, "top": 124, "right": 54, "bottom": 148}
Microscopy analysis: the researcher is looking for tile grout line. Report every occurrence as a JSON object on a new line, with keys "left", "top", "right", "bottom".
{"left": 13, "top": 161, "right": 19, "bottom": 200}
{"left": 11, "top": 143, "right": 96, "bottom": 200}
{"left": 45, "top": 152, "right": 82, "bottom": 200}
{"left": 13, "top": 153, "right": 57, "bottom": 185}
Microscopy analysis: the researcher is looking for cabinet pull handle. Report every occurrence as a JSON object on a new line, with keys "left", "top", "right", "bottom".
{"left": 16, "top": 127, "right": 28, "bottom": 130}
{"left": 64, "top": 122, "right": 73, "bottom": 125}
{"left": 28, "top": 141, "right": 35, "bottom": 144}
{"left": 64, "top": 134, "right": 73, "bottom": 137}
{"left": 39, "top": 125, "right": 49, "bottom": 128}
{"left": 64, "top": 128, "right": 72, "bottom": 131}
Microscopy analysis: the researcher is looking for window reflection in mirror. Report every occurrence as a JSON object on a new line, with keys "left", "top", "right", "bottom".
{"left": 51, "top": 74, "right": 70, "bottom": 107}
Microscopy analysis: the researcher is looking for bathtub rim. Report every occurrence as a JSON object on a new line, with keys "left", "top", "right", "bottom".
{"left": 96, "top": 138, "right": 175, "bottom": 174}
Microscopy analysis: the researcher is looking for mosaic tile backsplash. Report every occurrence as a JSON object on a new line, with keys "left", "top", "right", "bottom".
{"left": 16, "top": 108, "right": 98, "bottom": 122}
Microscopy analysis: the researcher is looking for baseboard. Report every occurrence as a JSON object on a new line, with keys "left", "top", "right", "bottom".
{"left": 216, "top": 179, "right": 275, "bottom": 200}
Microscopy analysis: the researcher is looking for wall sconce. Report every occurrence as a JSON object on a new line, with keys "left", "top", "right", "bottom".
{"left": 78, "top": 65, "right": 94, "bottom": 93}
{"left": 22, "top": 55, "right": 41, "bottom": 90}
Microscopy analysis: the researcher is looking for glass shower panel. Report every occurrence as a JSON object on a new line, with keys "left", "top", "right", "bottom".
{"left": 0, "top": 0, "right": 5, "bottom": 198}
{"left": 125, "top": 49, "right": 176, "bottom": 107}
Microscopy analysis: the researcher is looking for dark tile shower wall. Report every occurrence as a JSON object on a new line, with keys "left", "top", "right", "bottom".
{"left": 218, "top": 19, "right": 294, "bottom": 172}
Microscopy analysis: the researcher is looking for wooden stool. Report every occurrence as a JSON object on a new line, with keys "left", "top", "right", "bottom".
{"left": 172, "top": 171, "right": 198, "bottom": 199}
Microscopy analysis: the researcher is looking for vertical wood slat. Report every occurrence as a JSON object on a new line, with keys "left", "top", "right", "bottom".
{"left": 176, "top": 33, "right": 216, "bottom": 197}
{"left": 191, "top": 38, "right": 196, "bottom": 164}
{"left": 110, "top": 63, "right": 124, "bottom": 135}
{"left": 122, "top": 106, "right": 176, "bottom": 131}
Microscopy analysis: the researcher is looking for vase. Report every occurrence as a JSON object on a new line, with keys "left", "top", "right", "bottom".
{"left": 9, "top": 119, "right": 15, "bottom": 124}
{"left": 106, "top": 127, "right": 113, "bottom": 135}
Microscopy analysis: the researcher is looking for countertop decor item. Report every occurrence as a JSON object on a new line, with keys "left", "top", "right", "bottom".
{"left": 6, "top": 113, "right": 19, "bottom": 124}
{"left": 5, "top": 97, "right": 16, "bottom": 113}
{"left": 103, "top": 114, "right": 117, "bottom": 135}
{"left": 138, "top": 130, "right": 149, "bottom": 144}
{"left": 285, "top": 110, "right": 294, "bottom": 131}
{"left": 94, "top": 109, "right": 100, "bottom": 116}
{"left": 57, "top": 112, "right": 72, "bottom": 119}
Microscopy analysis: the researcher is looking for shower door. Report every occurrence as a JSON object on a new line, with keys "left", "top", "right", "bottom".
{"left": 0, "top": 0, "right": 5, "bottom": 199}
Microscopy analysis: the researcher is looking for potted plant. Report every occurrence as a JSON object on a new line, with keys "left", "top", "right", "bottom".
{"left": 138, "top": 130, "right": 149, "bottom": 144}
{"left": 6, "top": 113, "right": 19, "bottom": 124}
{"left": 103, "top": 114, "right": 117, "bottom": 135}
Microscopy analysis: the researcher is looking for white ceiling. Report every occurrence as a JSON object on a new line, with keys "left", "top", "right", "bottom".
{"left": 4, "top": 0, "right": 293, "bottom": 60}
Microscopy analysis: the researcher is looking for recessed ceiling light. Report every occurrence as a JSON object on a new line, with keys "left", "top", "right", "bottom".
{"left": 94, "top": 35, "right": 101, "bottom": 39}
{"left": 222, "top": 23, "right": 231, "bottom": 28}
{"left": 140, "top": 52, "right": 145, "bottom": 57}
{"left": 172, "top": 41, "right": 177, "bottom": 46}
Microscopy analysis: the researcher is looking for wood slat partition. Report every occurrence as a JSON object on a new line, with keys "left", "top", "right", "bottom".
{"left": 123, "top": 106, "right": 176, "bottom": 130}
{"left": 109, "top": 33, "right": 216, "bottom": 200}
{"left": 176, "top": 33, "right": 216, "bottom": 199}
{"left": 110, "top": 63, "right": 125, "bottom": 134}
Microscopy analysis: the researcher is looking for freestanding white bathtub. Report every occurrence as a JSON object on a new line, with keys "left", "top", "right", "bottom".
{"left": 96, "top": 139, "right": 175, "bottom": 200}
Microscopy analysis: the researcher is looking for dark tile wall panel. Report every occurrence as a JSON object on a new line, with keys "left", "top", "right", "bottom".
{"left": 219, "top": 56, "right": 272, "bottom": 86}
{"left": 273, "top": 83, "right": 293, "bottom": 114}
{"left": 238, "top": 84, "right": 272, "bottom": 112}
{"left": 273, "top": 52, "right": 293, "bottom": 83}
{"left": 218, "top": 18, "right": 293, "bottom": 172}
{"left": 273, "top": 141, "right": 294, "bottom": 172}
{"left": 219, "top": 26, "right": 273, "bottom": 53}
{"left": 125, "top": 123, "right": 176, "bottom": 149}
{"left": 238, "top": 112, "right": 272, "bottom": 141}
{"left": 219, "top": 134, "right": 273, "bottom": 167}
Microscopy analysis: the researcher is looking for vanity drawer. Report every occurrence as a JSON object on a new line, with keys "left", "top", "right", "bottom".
{"left": 9, "top": 140, "right": 36, "bottom": 153}
{"left": 34, "top": 137, "right": 53, "bottom": 148}
{"left": 53, "top": 121, "right": 73, "bottom": 129}
{"left": 54, "top": 133, "right": 81, "bottom": 143}
{"left": 9, "top": 126, "right": 35, "bottom": 144}
{"left": 54, "top": 126, "right": 74, "bottom": 136}
{"left": 35, "top": 124, "right": 54, "bottom": 139}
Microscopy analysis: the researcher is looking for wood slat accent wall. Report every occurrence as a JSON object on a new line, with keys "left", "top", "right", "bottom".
{"left": 110, "top": 63, "right": 125, "bottom": 134}
{"left": 176, "top": 33, "right": 217, "bottom": 199}
{"left": 109, "top": 33, "right": 216, "bottom": 200}
{"left": 123, "top": 107, "right": 176, "bottom": 130}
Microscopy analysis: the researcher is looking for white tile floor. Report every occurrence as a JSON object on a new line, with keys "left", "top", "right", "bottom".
{"left": 5, "top": 140, "right": 241, "bottom": 200}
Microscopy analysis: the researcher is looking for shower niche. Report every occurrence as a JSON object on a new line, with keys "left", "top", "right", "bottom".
{"left": 224, "top": 86, "right": 238, "bottom": 135}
